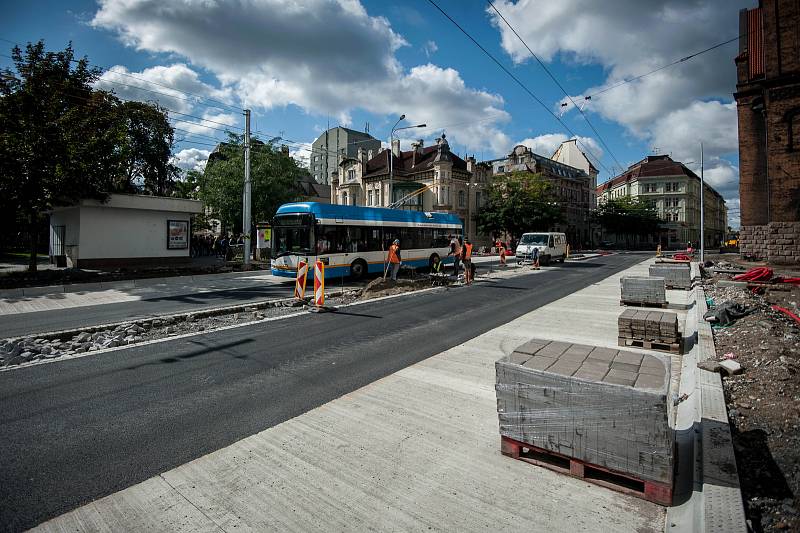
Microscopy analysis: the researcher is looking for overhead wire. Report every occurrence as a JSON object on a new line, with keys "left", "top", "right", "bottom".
{"left": 427, "top": 0, "right": 613, "bottom": 177}
{"left": 585, "top": 34, "right": 743, "bottom": 99}
{"left": 487, "top": 0, "right": 623, "bottom": 171}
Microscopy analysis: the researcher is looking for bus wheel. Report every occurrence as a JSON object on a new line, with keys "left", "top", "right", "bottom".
{"left": 350, "top": 259, "right": 368, "bottom": 280}
{"left": 542, "top": 255, "right": 552, "bottom": 266}
{"left": 429, "top": 253, "right": 440, "bottom": 270}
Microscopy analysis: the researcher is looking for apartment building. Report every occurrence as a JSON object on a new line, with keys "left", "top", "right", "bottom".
{"left": 596, "top": 155, "right": 727, "bottom": 248}
{"left": 310, "top": 127, "right": 381, "bottom": 185}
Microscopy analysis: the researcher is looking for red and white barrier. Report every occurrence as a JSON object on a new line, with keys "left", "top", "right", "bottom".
{"left": 295, "top": 260, "right": 308, "bottom": 299}
{"left": 313, "top": 260, "right": 325, "bottom": 307}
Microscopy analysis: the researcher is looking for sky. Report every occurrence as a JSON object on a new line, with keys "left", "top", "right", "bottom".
{"left": 1, "top": 0, "right": 751, "bottom": 227}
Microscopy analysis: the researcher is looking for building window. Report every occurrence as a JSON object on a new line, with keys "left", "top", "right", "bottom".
{"left": 644, "top": 183, "right": 658, "bottom": 193}
{"left": 458, "top": 190, "right": 465, "bottom": 207}
{"left": 476, "top": 191, "right": 482, "bottom": 207}
{"left": 341, "top": 192, "right": 348, "bottom": 205}
{"left": 368, "top": 190, "right": 373, "bottom": 206}
{"left": 347, "top": 169, "right": 356, "bottom": 181}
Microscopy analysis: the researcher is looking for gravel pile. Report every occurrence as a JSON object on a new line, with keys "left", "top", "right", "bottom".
{"left": 0, "top": 292, "right": 360, "bottom": 369}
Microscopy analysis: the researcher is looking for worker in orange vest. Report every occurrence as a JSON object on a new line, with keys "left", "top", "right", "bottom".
{"left": 387, "top": 239, "right": 401, "bottom": 281}
{"left": 496, "top": 239, "right": 506, "bottom": 267}
{"left": 463, "top": 238, "right": 474, "bottom": 285}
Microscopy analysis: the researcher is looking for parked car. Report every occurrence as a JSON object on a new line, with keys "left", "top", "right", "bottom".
{"left": 515, "top": 232, "right": 567, "bottom": 265}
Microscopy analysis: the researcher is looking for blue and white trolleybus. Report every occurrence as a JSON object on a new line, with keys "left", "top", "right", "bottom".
{"left": 271, "top": 202, "right": 463, "bottom": 280}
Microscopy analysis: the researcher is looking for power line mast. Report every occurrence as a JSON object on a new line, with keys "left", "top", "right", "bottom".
{"left": 243, "top": 109, "right": 252, "bottom": 268}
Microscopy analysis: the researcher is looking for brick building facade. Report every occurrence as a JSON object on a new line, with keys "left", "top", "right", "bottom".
{"left": 734, "top": 0, "right": 800, "bottom": 263}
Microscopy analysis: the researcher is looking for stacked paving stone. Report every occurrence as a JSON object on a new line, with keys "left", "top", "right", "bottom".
{"left": 620, "top": 276, "right": 667, "bottom": 305}
{"left": 495, "top": 339, "right": 674, "bottom": 484}
{"left": 618, "top": 309, "right": 679, "bottom": 343}
{"left": 649, "top": 263, "right": 692, "bottom": 289}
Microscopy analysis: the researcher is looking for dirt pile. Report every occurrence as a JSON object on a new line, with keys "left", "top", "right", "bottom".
{"left": 361, "top": 277, "right": 436, "bottom": 300}
{"left": 704, "top": 260, "right": 800, "bottom": 532}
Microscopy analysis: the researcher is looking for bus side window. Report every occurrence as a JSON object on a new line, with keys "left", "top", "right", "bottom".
{"left": 549, "top": 236, "right": 554, "bottom": 248}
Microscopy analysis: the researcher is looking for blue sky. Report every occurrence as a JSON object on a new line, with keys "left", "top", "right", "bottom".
{"left": 2, "top": 0, "right": 750, "bottom": 226}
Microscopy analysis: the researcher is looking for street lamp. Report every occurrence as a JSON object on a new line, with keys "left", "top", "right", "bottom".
{"left": 388, "top": 115, "right": 426, "bottom": 206}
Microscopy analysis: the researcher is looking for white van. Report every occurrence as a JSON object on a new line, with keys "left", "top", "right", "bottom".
{"left": 515, "top": 232, "right": 567, "bottom": 265}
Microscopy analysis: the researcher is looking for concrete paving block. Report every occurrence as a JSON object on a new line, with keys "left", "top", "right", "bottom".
{"left": 521, "top": 356, "right": 556, "bottom": 371}
{"left": 536, "top": 341, "right": 571, "bottom": 358}
{"left": 497, "top": 338, "right": 673, "bottom": 484}
{"left": 587, "top": 347, "right": 618, "bottom": 362}
{"left": 507, "top": 351, "right": 532, "bottom": 365}
{"left": 614, "top": 351, "right": 643, "bottom": 366}
{"left": 515, "top": 339, "right": 549, "bottom": 356}
{"left": 602, "top": 369, "right": 638, "bottom": 386}
{"left": 610, "top": 361, "right": 640, "bottom": 374}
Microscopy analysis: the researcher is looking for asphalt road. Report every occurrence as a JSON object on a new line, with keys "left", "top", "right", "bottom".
{"left": 0, "top": 253, "right": 643, "bottom": 532}
{"left": 1, "top": 260, "right": 504, "bottom": 338}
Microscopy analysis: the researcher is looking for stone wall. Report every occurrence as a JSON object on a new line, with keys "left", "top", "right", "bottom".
{"left": 740, "top": 222, "right": 800, "bottom": 264}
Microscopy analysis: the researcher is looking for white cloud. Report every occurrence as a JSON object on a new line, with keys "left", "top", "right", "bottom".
{"left": 92, "top": 0, "right": 510, "bottom": 157}
{"left": 422, "top": 40, "right": 438, "bottom": 58}
{"left": 490, "top": 0, "right": 746, "bottom": 210}
{"left": 516, "top": 133, "right": 603, "bottom": 161}
{"left": 171, "top": 148, "right": 210, "bottom": 171}
{"left": 94, "top": 63, "right": 233, "bottom": 114}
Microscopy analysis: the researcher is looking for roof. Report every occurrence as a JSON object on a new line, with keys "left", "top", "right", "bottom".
{"left": 54, "top": 193, "right": 204, "bottom": 214}
{"left": 361, "top": 143, "right": 468, "bottom": 179}
{"left": 275, "top": 202, "right": 463, "bottom": 227}
{"left": 596, "top": 155, "right": 725, "bottom": 200}
{"left": 312, "top": 127, "right": 378, "bottom": 145}
{"left": 296, "top": 174, "right": 331, "bottom": 199}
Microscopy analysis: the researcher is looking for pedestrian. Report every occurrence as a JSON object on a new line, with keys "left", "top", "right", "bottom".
{"left": 463, "top": 238, "right": 474, "bottom": 285}
{"left": 388, "top": 239, "right": 401, "bottom": 281}
{"left": 532, "top": 246, "right": 540, "bottom": 270}
{"left": 448, "top": 234, "right": 462, "bottom": 276}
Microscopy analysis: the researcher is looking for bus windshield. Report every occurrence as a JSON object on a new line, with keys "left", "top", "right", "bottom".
{"left": 272, "top": 214, "right": 314, "bottom": 257}
{"left": 519, "top": 234, "right": 548, "bottom": 245}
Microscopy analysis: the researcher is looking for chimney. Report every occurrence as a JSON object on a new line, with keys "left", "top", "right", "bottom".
{"left": 281, "top": 145, "right": 289, "bottom": 156}
{"left": 357, "top": 146, "right": 364, "bottom": 165}
{"left": 466, "top": 155, "right": 475, "bottom": 173}
{"left": 391, "top": 138, "right": 400, "bottom": 157}
{"left": 411, "top": 139, "right": 424, "bottom": 167}
{"left": 367, "top": 149, "right": 373, "bottom": 160}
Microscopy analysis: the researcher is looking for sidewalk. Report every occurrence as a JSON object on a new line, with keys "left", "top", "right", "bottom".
{"left": 34, "top": 257, "right": 685, "bottom": 532}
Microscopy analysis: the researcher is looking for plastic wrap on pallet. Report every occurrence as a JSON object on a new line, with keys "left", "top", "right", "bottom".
{"left": 620, "top": 276, "right": 666, "bottom": 304}
{"left": 495, "top": 339, "right": 674, "bottom": 485}
{"left": 649, "top": 264, "right": 691, "bottom": 289}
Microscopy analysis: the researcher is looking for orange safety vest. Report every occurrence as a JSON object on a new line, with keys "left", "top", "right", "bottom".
{"left": 464, "top": 243, "right": 473, "bottom": 259}
{"left": 388, "top": 244, "right": 400, "bottom": 263}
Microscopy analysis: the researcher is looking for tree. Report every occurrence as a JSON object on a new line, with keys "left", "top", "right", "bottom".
{"left": 593, "top": 195, "right": 662, "bottom": 246}
{"left": 115, "top": 100, "right": 179, "bottom": 195}
{"left": 476, "top": 171, "right": 563, "bottom": 239}
{"left": 198, "top": 134, "right": 305, "bottom": 234}
{"left": 0, "top": 41, "right": 123, "bottom": 272}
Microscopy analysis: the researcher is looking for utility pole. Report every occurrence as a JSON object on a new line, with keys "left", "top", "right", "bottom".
{"left": 699, "top": 141, "right": 705, "bottom": 264}
{"left": 243, "top": 109, "right": 252, "bottom": 268}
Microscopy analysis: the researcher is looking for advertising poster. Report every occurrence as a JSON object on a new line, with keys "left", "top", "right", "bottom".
{"left": 167, "top": 220, "right": 189, "bottom": 249}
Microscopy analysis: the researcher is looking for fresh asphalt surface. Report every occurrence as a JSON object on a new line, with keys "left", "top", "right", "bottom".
{"left": 0, "top": 253, "right": 644, "bottom": 532}
{"left": 0, "top": 261, "right": 505, "bottom": 338}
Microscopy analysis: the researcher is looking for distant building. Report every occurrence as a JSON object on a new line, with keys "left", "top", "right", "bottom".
{"left": 331, "top": 134, "right": 491, "bottom": 245}
{"left": 311, "top": 127, "right": 381, "bottom": 185}
{"left": 551, "top": 139, "right": 599, "bottom": 209}
{"left": 734, "top": 0, "right": 800, "bottom": 263}
{"left": 596, "top": 155, "right": 727, "bottom": 249}
{"left": 483, "top": 144, "right": 594, "bottom": 246}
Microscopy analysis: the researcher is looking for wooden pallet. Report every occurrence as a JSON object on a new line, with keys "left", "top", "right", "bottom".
{"left": 619, "top": 300, "right": 669, "bottom": 308}
{"left": 500, "top": 436, "right": 673, "bottom": 506}
{"left": 618, "top": 336, "right": 681, "bottom": 354}
{"left": 664, "top": 284, "right": 692, "bottom": 291}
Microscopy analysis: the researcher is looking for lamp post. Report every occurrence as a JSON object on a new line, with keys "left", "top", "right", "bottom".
{"left": 700, "top": 141, "right": 705, "bottom": 264}
{"left": 388, "top": 115, "right": 426, "bottom": 207}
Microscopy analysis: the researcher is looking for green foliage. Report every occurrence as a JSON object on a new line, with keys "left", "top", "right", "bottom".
{"left": 115, "top": 100, "right": 179, "bottom": 195}
{"left": 476, "top": 171, "right": 563, "bottom": 238}
{"left": 0, "top": 41, "right": 180, "bottom": 271}
{"left": 593, "top": 195, "right": 662, "bottom": 242}
{"left": 197, "top": 134, "right": 306, "bottom": 233}
{"left": 0, "top": 41, "right": 121, "bottom": 271}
